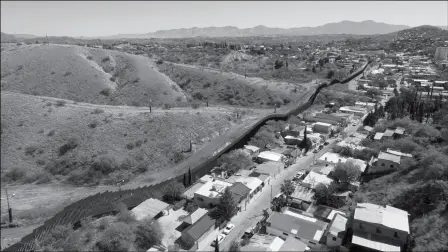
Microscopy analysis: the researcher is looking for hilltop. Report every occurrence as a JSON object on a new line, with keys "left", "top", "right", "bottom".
{"left": 390, "top": 25, "right": 448, "bottom": 55}
{"left": 1, "top": 44, "right": 186, "bottom": 107}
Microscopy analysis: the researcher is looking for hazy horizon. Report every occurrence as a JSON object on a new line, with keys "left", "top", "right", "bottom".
{"left": 1, "top": 1, "right": 447, "bottom": 37}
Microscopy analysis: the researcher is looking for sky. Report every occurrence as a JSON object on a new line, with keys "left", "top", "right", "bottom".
{"left": 1, "top": 1, "right": 447, "bottom": 37}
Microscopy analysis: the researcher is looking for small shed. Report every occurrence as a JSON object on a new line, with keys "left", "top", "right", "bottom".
{"left": 131, "top": 198, "right": 170, "bottom": 221}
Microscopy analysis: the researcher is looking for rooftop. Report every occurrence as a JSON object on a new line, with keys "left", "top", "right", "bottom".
{"left": 257, "top": 151, "right": 285, "bottom": 162}
{"left": 194, "top": 179, "right": 233, "bottom": 198}
{"left": 254, "top": 161, "right": 283, "bottom": 176}
{"left": 352, "top": 230, "right": 401, "bottom": 252}
{"left": 183, "top": 213, "right": 216, "bottom": 240}
{"left": 378, "top": 152, "right": 401, "bottom": 164}
{"left": 354, "top": 203, "right": 410, "bottom": 233}
{"left": 228, "top": 182, "right": 251, "bottom": 203}
{"left": 374, "top": 132, "right": 384, "bottom": 140}
{"left": 314, "top": 122, "right": 332, "bottom": 127}
{"left": 183, "top": 208, "right": 208, "bottom": 225}
{"left": 242, "top": 235, "right": 283, "bottom": 252}
{"left": 226, "top": 176, "right": 262, "bottom": 194}
{"left": 327, "top": 213, "right": 348, "bottom": 238}
{"left": 383, "top": 129, "right": 395, "bottom": 137}
{"left": 279, "top": 236, "right": 309, "bottom": 252}
{"left": 291, "top": 185, "right": 315, "bottom": 203}
{"left": 244, "top": 145, "right": 260, "bottom": 153}
{"left": 302, "top": 171, "right": 334, "bottom": 189}
{"left": 318, "top": 152, "right": 347, "bottom": 164}
{"left": 307, "top": 204, "right": 346, "bottom": 222}
{"left": 266, "top": 212, "right": 328, "bottom": 242}
{"left": 131, "top": 198, "right": 170, "bottom": 221}
{"left": 386, "top": 148, "right": 412, "bottom": 158}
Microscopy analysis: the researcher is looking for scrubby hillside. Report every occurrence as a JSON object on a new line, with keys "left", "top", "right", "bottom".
{"left": 157, "top": 62, "right": 308, "bottom": 108}
{"left": 1, "top": 44, "right": 186, "bottom": 106}
{"left": 0, "top": 91, "right": 265, "bottom": 187}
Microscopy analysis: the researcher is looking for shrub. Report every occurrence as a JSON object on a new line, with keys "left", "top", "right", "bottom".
{"left": 86, "top": 55, "right": 93, "bottom": 60}
{"left": 92, "top": 108, "right": 104, "bottom": 114}
{"left": 131, "top": 101, "right": 141, "bottom": 107}
{"left": 162, "top": 181, "right": 185, "bottom": 203}
{"left": 45, "top": 156, "right": 80, "bottom": 176}
{"left": 101, "top": 56, "right": 111, "bottom": 63}
{"left": 191, "top": 101, "right": 200, "bottom": 109}
{"left": 176, "top": 96, "right": 183, "bottom": 102}
{"left": 173, "top": 151, "right": 185, "bottom": 164}
{"left": 58, "top": 138, "right": 78, "bottom": 156}
{"left": 132, "top": 77, "right": 140, "bottom": 83}
{"left": 184, "top": 201, "right": 199, "bottom": 213}
{"left": 110, "top": 76, "right": 116, "bottom": 82}
{"left": 55, "top": 100, "right": 66, "bottom": 107}
{"left": 126, "top": 142, "right": 134, "bottom": 150}
{"left": 2, "top": 168, "right": 26, "bottom": 183}
{"left": 63, "top": 71, "right": 72, "bottom": 77}
{"left": 134, "top": 219, "right": 163, "bottom": 251}
{"left": 25, "top": 145, "right": 39, "bottom": 156}
{"left": 115, "top": 202, "right": 136, "bottom": 224}
{"left": 156, "top": 59, "right": 164, "bottom": 65}
{"left": 100, "top": 88, "right": 111, "bottom": 96}
{"left": 173, "top": 199, "right": 187, "bottom": 210}
{"left": 38, "top": 129, "right": 44, "bottom": 134}
{"left": 163, "top": 103, "right": 172, "bottom": 109}
{"left": 47, "top": 129, "right": 56, "bottom": 136}
{"left": 135, "top": 140, "right": 143, "bottom": 147}
{"left": 136, "top": 163, "right": 148, "bottom": 173}
{"left": 89, "top": 120, "right": 99, "bottom": 128}
{"left": 96, "top": 222, "right": 135, "bottom": 252}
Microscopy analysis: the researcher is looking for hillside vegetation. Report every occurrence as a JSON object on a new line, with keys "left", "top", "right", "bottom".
{"left": 0, "top": 92, "right": 264, "bottom": 188}
{"left": 1, "top": 44, "right": 186, "bottom": 106}
{"left": 157, "top": 62, "right": 308, "bottom": 108}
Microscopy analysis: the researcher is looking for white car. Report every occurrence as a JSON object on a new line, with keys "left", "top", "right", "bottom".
{"left": 222, "top": 223, "right": 235, "bottom": 235}
{"left": 211, "top": 234, "right": 226, "bottom": 247}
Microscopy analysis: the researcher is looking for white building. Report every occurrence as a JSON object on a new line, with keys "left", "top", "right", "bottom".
{"left": 257, "top": 151, "right": 286, "bottom": 163}
{"left": 193, "top": 179, "right": 233, "bottom": 208}
{"left": 302, "top": 171, "right": 334, "bottom": 189}
{"left": 324, "top": 213, "right": 348, "bottom": 248}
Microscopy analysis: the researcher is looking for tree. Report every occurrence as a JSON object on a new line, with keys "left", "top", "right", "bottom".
{"left": 215, "top": 237, "right": 220, "bottom": 252}
{"left": 314, "top": 182, "right": 337, "bottom": 205}
{"left": 228, "top": 240, "right": 241, "bottom": 252}
{"left": 274, "top": 60, "right": 284, "bottom": 70}
{"left": 312, "top": 66, "right": 316, "bottom": 73}
{"left": 162, "top": 180, "right": 185, "bottom": 203}
{"left": 134, "top": 219, "right": 163, "bottom": 251}
{"left": 183, "top": 173, "right": 187, "bottom": 187}
{"left": 96, "top": 222, "right": 135, "bottom": 252}
{"left": 217, "top": 149, "right": 254, "bottom": 175}
{"left": 299, "top": 126, "right": 311, "bottom": 153}
{"left": 366, "top": 89, "right": 382, "bottom": 99}
{"left": 393, "top": 88, "right": 399, "bottom": 97}
{"left": 209, "top": 187, "right": 238, "bottom": 222}
{"left": 333, "top": 161, "right": 362, "bottom": 184}
{"left": 188, "top": 167, "right": 192, "bottom": 185}
{"left": 280, "top": 180, "right": 295, "bottom": 205}
{"left": 326, "top": 70, "right": 335, "bottom": 79}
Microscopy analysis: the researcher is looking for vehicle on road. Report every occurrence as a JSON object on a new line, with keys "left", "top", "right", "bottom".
{"left": 313, "top": 149, "right": 318, "bottom": 153}
{"left": 352, "top": 123, "right": 357, "bottom": 126}
{"left": 294, "top": 171, "right": 306, "bottom": 181}
{"left": 211, "top": 234, "right": 226, "bottom": 247}
{"left": 222, "top": 223, "right": 235, "bottom": 235}
{"left": 244, "top": 226, "right": 256, "bottom": 238}
{"left": 318, "top": 145, "right": 323, "bottom": 150}
{"left": 324, "top": 141, "right": 329, "bottom": 145}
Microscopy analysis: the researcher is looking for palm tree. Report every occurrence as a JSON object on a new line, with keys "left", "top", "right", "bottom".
{"left": 214, "top": 237, "right": 220, "bottom": 252}
{"left": 280, "top": 180, "right": 295, "bottom": 205}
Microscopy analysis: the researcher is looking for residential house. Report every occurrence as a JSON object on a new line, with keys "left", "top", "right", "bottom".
{"left": 352, "top": 203, "right": 410, "bottom": 252}
{"left": 182, "top": 175, "right": 214, "bottom": 200}
{"left": 339, "top": 106, "right": 368, "bottom": 118}
{"left": 193, "top": 179, "right": 233, "bottom": 208}
{"left": 265, "top": 211, "right": 328, "bottom": 249}
{"left": 180, "top": 214, "right": 218, "bottom": 251}
{"left": 301, "top": 171, "right": 334, "bottom": 189}
{"left": 279, "top": 236, "right": 310, "bottom": 251}
{"left": 227, "top": 182, "right": 251, "bottom": 211}
{"left": 355, "top": 102, "right": 377, "bottom": 111}
{"left": 324, "top": 213, "right": 348, "bottom": 248}
{"left": 393, "top": 127, "right": 405, "bottom": 138}
{"left": 382, "top": 129, "right": 395, "bottom": 140}
{"left": 226, "top": 176, "right": 263, "bottom": 202}
{"left": 386, "top": 149, "right": 412, "bottom": 158}
{"left": 256, "top": 151, "right": 286, "bottom": 163}
{"left": 254, "top": 161, "right": 284, "bottom": 178}
{"left": 290, "top": 185, "right": 315, "bottom": 209}
{"left": 313, "top": 122, "right": 332, "bottom": 134}
{"left": 330, "top": 191, "right": 352, "bottom": 206}
{"left": 373, "top": 132, "right": 384, "bottom": 141}
{"left": 131, "top": 198, "right": 170, "bottom": 221}
{"left": 368, "top": 152, "right": 401, "bottom": 174}
{"left": 241, "top": 234, "right": 286, "bottom": 252}
{"left": 318, "top": 152, "right": 348, "bottom": 165}
{"left": 331, "top": 113, "right": 354, "bottom": 124}
{"left": 306, "top": 204, "right": 347, "bottom": 223}
{"left": 244, "top": 145, "right": 260, "bottom": 155}
{"left": 284, "top": 135, "right": 303, "bottom": 146}
{"left": 182, "top": 208, "right": 208, "bottom": 225}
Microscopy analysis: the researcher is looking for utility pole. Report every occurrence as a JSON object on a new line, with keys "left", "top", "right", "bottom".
{"left": 4, "top": 187, "right": 12, "bottom": 223}
{"left": 270, "top": 185, "right": 272, "bottom": 203}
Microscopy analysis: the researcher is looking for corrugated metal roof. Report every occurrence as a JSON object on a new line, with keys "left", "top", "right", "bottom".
{"left": 258, "top": 151, "right": 284, "bottom": 162}
{"left": 352, "top": 233, "right": 401, "bottom": 252}
{"left": 291, "top": 185, "right": 315, "bottom": 203}
{"left": 183, "top": 213, "right": 216, "bottom": 240}
{"left": 267, "top": 212, "right": 327, "bottom": 242}
{"left": 302, "top": 171, "right": 334, "bottom": 189}
{"left": 131, "top": 198, "right": 169, "bottom": 221}
{"left": 354, "top": 203, "right": 409, "bottom": 233}
{"left": 328, "top": 213, "right": 348, "bottom": 237}
{"left": 383, "top": 129, "right": 395, "bottom": 137}
{"left": 184, "top": 208, "right": 208, "bottom": 225}
{"left": 378, "top": 152, "right": 401, "bottom": 164}
{"left": 374, "top": 133, "right": 384, "bottom": 140}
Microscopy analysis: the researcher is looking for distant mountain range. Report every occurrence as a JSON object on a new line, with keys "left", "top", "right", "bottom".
{"left": 2, "top": 21, "right": 446, "bottom": 42}
{"left": 90, "top": 20, "right": 411, "bottom": 39}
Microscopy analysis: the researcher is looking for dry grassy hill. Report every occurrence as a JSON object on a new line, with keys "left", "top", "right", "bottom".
{"left": 157, "top": 62, "right": 308, "bottom": 108}
{"left": 0, "top": 91, "right": 265, "bottom": 186}
{"left": 1, "top": 44, "right": 186, "bottom": 106}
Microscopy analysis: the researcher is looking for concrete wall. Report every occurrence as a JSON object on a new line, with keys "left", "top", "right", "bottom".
{"left": 353, "top": 220, "right": 408, "bottom": 246}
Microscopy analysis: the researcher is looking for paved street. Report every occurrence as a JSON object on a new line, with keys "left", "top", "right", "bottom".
{"left": 201, "top": 139, "right": 337, "bottom": 252}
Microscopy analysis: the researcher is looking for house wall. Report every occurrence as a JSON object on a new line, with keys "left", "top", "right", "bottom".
{"left": 325, "top": 232, "right": 343, "bottom": 247}
{"left": 352, "top": 220, "right": 408, "bottom": 246}
{"left": 197, "top": 226, "right": 219, "bottom": 251}
{"left": 369, "top": 159, "right": 399, "bottom": 174}
{"left": 194, "top": 194, "right": 221, "bottom": 209}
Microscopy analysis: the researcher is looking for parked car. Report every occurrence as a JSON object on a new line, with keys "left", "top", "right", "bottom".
{"left": 211, "top": 234, "right": 226, "bottom": 247}
{"left": 313, "top": 149, "right": 318, "bottom": 153}
{"left": 244, "top": 226, "right": 256, "bottom": 238}
{"left": 222, "top": 223, "right": 235, "bottom": 235}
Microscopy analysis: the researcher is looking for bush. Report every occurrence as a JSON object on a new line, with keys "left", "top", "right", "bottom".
{"left": 102, "top": 56, "right": 111, "bottom": 63}
{"left": 87, "top": 55, "right": 93, "bottom": 60}
{"left": 163, "top": 103, "right": 172, "bottom": 109}
{"left": 89, "top": 120, "right": 99, "bottom": 128}
{"left": 92, "top": 108, "right": 104, "bottom": 114}
{"left": 63, "top": 71, "right": 72, "bottom": 77}
{"left": 173, "top": 199, "right": 187, "bottom": 210}
{"left": 2, "top": 168, "right": 26, "bottom": 183}
{"left": 134, "top": 219, "right": 163, "bottom": 251}
{"left": 100, "top": 88, "right": 111, "bottom": 96}
{"left": 156, "top": 59, "right": 164, "bottom": 65}
{"left": 162, "top": 181, "right": 185, "bottom": 203}
{"left": 191, "top": 101, "right": 200, "bottom": 109}
{"left": 115, "top": 202, "right": 136, "bottom": 224}
{"left": 25, "top": 145, "right": 39, "bottom": 156}
{"left": 126, "top": 142, "right": 134, "bottom": 150}
{"left": 96, "top": 222, "right": 135, "bottom": 252}
{"left": 59, "top": 138, "right": 78, "bottom": 156}
{"left": 176, "top": 96, "right": 183, "bottom": 102}
{"left": 173, "top": 151, "right": 185, "bottom": 164}
{"left": 55, "top": 100, "right": 66, "bottom": 107}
